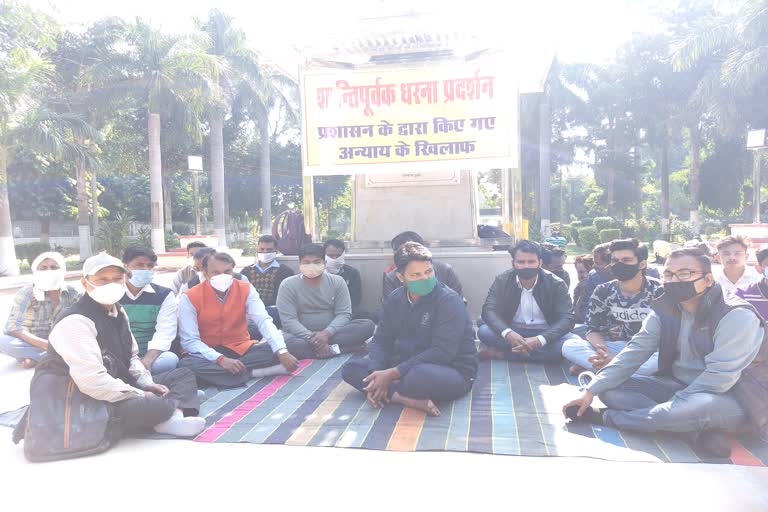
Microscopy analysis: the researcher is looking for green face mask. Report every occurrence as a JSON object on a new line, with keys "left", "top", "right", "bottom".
{"left": 405, "top": 275, "right": 437, "bottom": 296}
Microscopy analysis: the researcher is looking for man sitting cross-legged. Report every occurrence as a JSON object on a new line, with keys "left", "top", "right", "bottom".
{"left": 277, "top": 243, "right": 375, "bottom": 359}
{"left": 563, "top": 247, "right": 766, "bottom": 457}
{"left": 342, "top": 242, "right": 478, "bottom": 416}
{"left": 119, "top": 246, "right": 179, "bottom": 375}
{"left": 0, "top": 252, "right": 80, "bottom": 369}
{"left": 179, "top": 252, "right": 300, "bottom": 388}
{"left": 562, "top": 239, "right": 663, "bottom": 376}
{"left": 49, "top": 252, "right": 205, "bottom": 438}
{"left": 478, "top": 240, "right": 577, "bottom": 364}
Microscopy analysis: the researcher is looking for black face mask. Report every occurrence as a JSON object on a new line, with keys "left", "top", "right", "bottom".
{"left": 664, "top": 275, "right": 707, "bottom": 303}
{"left": 517, "top": 267, "right": 539, "bottom": 280}
{"left": 611, "top": 262, "right": 640, "bottom": 282}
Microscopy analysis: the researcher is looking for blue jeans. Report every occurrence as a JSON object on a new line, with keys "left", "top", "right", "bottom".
{"left": 599, "top": 375, "right": 747, "bottom": 434}
{"left": 477, "top": 324, "right": 568, "bottom": 364}
{"left": 150, "top": 351, "right": 180, "bottom": 375}
{"left": 0, "top": 334, "right": 46, "bottom": 362}
{"left": 342, "top": 358, "right": 473, "bottom": 401}
{"left": 562, "top": 337, "right": 658, "bottom": 376}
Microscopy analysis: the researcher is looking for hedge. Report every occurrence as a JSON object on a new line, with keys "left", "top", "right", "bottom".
{"left": 599, "top": 228, "right": 622, "bottom": 244}
{"left": 15, "top": 242, "right": 51, "bottom": 262}
{"left": 593, "top": 216, "right": 616, "bottom": 232}
{"left": 577, "top": 226, "right": 600, "bottom": 251}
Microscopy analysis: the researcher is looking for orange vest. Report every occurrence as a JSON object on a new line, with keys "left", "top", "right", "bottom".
{"left": 186, "top": 279, "right": 255, "bottom": 356}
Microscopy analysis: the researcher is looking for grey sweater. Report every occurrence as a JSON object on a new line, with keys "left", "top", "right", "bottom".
{"left": 588, "top": 307, "right": 763, "bottom": 400}
{"left": 276, "top": 273, "right": 352, "bottom": 338}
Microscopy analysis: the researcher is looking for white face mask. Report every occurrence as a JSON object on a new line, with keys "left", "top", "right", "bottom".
{"left": 325, "top": 255, "right": 345, "bottom": 274}
{"left": 33, "top": 269, "right": 65, "bottom": 291}
{"left": 86, "top": 281, "right": 126, "bottom": 305}
{"left": 300, "top": 263, "right": 326, "bottom": 279}
{"left": 209, "top": 274, "right": 234, "bottom": 292}
{"left": 257, "top": 252, "right": 277, "bottom": 264}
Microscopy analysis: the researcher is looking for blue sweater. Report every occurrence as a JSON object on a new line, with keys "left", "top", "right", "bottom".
{"left": 368, "top": 282, "right": 478, "bottom": 381}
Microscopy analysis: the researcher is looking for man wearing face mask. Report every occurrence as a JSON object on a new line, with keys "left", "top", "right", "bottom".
{"left": 119, "top": 246, "right": 178, "bottom": 375}
{"left": 179, "top": 252, "right": 300, "bottom": 388}
{"left": 276, "top": 243, "right": 375, "bottom": 360}
{"left": 323, "top": 239, "right": 371, "bottom": 319}
{"left": 241, "top": 235, "right": 294, "bottom": 327}
{"left": 171, "top": 241, "right": 207, "bottom": 294}
{"left": 478, "top": 240, "right": 577, "bottom": 363}
{"left": 342, "top": 242, "right": 477, "bottom": 417}
{"left": 182, "top": 247, "right": 249, "bottom": 294}
{"left": 564, "top": 248, "right": 766, "bottom": 457}
{"left": 563, "top": 239, "right": 663, "bottom": 376}
{"left": 382, "top": 230, "right": 463, "bottom": 302}
{"left": 0, "top": 252, "right": 80, "bottom": 369}
{"left": 48, "top": 252, "right": 205, "bottom": 438}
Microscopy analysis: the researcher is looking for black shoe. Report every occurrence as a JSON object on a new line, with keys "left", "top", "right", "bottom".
{"left": 695, "top": 429, "right": 731, "bottom": 458}
{"left": 564, "top": 405, "right": 605, "bottom": 426}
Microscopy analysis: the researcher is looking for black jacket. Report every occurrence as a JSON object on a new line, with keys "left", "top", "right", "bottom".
{"left": 481, "top": 268, "right": 575, "bottom": 344}
{"left": 368, "top": 282, "right": 478, "bottom": 382}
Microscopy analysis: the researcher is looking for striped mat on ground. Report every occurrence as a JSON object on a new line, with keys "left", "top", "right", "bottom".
{"left": 193, "top": 354, "right": 768, "bottom": 466}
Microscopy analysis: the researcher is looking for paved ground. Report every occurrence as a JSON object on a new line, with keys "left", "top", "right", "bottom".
{"left": 0, "top": 268, "right": 767, "bottom": 510}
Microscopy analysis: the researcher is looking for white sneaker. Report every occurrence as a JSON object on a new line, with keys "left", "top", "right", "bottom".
{"left": 154, "top": 410, "right": 206, "bottom": 438}
{"left": 251, "top": 364, "right": 289, "bottom": 379}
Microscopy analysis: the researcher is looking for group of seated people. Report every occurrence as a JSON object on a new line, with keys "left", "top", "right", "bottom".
{"left": 1, "top": 231, "right": 766, "bottom": 458}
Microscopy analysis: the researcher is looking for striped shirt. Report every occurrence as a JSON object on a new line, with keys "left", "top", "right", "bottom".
{"left": 4, "top": 285, "right": 81, "bottom": 338}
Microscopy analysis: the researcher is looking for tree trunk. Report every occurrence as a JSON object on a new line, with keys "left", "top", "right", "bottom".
{"left": 148, "top": 111, "right": 166, "bottom": 252}
{"left": 258, "top": 113, "right": 272, "bottom": 235}
{"left": 40, "top": 217, "right": 51, "bottom": 245}
{"left": 90, "top": 169, "right": 99, "bottom": 250}
{"left": 75, "top": 158, "right": 92, "bottom": 261}
{"left": 660, "top": 129, "right": 670, "bottom": 241}
{"left": 606, "top": 168, "right": 615, "bottom": 217}
{"left": 0, "top": 145, "right": 19, "bottom": 275}
{"left": 210, "top": 114, "right": 227, "bottom": 247}
{"left": 163, "top": 172, "right": 173, "bottom": 234}
{"left": 689, "top": 125, "right": 701, "bottom": 235}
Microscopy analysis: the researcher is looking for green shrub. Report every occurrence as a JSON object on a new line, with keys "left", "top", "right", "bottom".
{"left": 97, "top": 214, "right": 132, "bottom": 257}
{"left": 593, "top": 216, "right": 616, "bottom": 232}
{"left": 570, "top": 220, "right": 583, "bottom": 245}
{"left": 577, "top": 226, "right": 600, "bottom": 251}
{"left": 15, "top": 242, "right": 51, "bottom": 263}
{"left": 600, "top": 228, "right": 622, "bottom": 244}
{"left": 561, "top": 224, "right": 574, "bottom": 243}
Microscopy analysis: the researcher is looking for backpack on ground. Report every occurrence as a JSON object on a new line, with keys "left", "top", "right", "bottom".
{"left": 12, "top": 358, "right": 121, "bottom": 462}
{"left": 272, "top": 210, "right": 312, "bottom": 256}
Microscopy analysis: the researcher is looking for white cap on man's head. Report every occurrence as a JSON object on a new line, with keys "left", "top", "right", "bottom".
{"left": 82, "top": 252, "right": 128, "bottom": 277}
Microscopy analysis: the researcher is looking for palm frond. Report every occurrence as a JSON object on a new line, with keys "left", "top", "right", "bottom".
{"left": 670, "top": 16, "right": 737, "bottom": 71}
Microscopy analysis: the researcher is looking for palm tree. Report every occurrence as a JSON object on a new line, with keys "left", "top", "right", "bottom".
{"left": 0, "top": 94, "right": 96, "bottom": 274}
{"left": 87, "top": 19, "right": 221, "bottom": 253}
{"left": 199, "top": 9, "right": 297, "bottom": 239}
{"left": 669, "top": 2, "right": 766, "bottom": 233}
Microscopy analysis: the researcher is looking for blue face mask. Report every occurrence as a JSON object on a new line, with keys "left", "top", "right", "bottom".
{"left": 129, "top": 269, "right": 155, "bottom": 288}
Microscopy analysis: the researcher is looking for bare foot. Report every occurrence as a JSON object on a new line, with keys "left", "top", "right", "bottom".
{"left": 18, "top": 358, "right": 37, "bottom": 369}
{"left": 478, "top": 346, "right": 505, "bottom": 361}
{"left": 313, "top": 344, "right": 335, "bottom": 359}
{"left": 391, "top": 392, "right": 441, "bottom": 416}
{"left": 569, "top": 364, "right": 587, "bottom": 376}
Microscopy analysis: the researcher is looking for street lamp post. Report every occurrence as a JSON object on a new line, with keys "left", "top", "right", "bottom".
{"left": 747, "top": 130, "right": 766, "bottom": 224}
{"left": 187, "top": 156, "right": 203, "bottom": 235}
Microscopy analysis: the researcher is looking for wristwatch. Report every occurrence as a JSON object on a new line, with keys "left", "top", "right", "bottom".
{"left": 276, "top": 348, "right": 288, "bottom": 356}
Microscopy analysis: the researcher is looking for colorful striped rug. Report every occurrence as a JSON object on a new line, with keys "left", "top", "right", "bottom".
{"left": 193, "top": 354, "right": 768, "bottom": 466}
